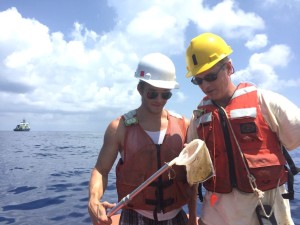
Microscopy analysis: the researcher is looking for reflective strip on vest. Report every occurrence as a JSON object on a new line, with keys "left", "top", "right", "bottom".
{"left": 124, "top": 109, "right": 137, "bottom": 120}
{"left": 230, "top": 107, "right": 257, "bottom": 119}
{"left": 196, "top": 112, "right": 212, "bottom": 126}
{"left": 198, "top": 86, "right": 256, "bottom": 108}
{"left": 232, "top": 85, "right": 257, "bottom": 100}
{"left": 198, "top": 99, "right": 213, "bottom": 107}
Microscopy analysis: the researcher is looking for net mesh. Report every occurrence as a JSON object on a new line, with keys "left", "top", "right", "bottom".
{"left": 177, "top": 139, "right": 214, "bottom": 185}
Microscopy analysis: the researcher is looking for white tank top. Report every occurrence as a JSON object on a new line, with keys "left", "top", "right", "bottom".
{"left": 145, "top": 129, "right": 166, "bottom": 144}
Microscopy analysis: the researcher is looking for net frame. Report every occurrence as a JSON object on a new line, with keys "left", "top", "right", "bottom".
{"left": 177, "top": 139, "right": 215, "bottom": 185}
{"left": 175, "top": 139, "right": 203, "bottom": 165}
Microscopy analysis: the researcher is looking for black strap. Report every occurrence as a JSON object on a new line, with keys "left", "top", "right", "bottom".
{"left": 149, "top": 179, "right": 173, "bottom": 188}
{"left": 216, "top": 105, "right": 237, "bottom": 187}
{"left": 155, "top": 144, "right": 163, "bottom": 213}
{"left": 281, "top": 146, "right": 299, "bottom": 200}
{"left": 145, "top": 144, "right": 176, "bottom": 219}
{"left": 151, "top": 144, "right": 164, "bottom": 220}
{"left": 256, "top": 205, "right": 278, "bottom": 225}
{"left": 145, "top": 198, "right": 174, "bottom": 207}
{"left": 281, "top": 166, "right": 294, "bottom": 200}
{"left": 282, "top": 146, "right": 300, "bottom": 175}
{"left": 198, "top": 183, "right": 204, "bottom": 202}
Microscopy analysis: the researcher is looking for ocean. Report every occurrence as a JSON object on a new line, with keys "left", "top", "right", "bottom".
{"left": 0, "top": 131, "right": 299, "bottom": 225}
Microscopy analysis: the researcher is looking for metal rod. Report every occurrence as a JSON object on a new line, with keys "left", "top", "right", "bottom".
{"left": 107, "top": 158, "right": 177, "bottom": 217}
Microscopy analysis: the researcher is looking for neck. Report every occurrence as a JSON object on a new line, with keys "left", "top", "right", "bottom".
{"left": 214, "top": 84, "right": 237, "bottom": 107}
{"left": 137, "top": 107, "right": 166, "bottom": 118}
{"left": 136, "top": 107, "right": 168, "bottom": 131}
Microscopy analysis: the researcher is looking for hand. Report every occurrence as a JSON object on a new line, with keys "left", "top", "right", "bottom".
{"left": 88, "top": 198, "right": 116, "bottom": 225}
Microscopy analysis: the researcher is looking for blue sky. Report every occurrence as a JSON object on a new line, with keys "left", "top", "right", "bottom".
{"left": 0, "top": 0, "right": 299, "bottom": 132}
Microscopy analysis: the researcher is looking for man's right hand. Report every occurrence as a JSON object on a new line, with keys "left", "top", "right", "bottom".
{"left": 88, "top": 199, "right": 116, "bottom": 225}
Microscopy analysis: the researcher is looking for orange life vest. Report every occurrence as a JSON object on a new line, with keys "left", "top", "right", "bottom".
{"left": 195, "top": 83, "right": 287, "bottom": 193}
{"left": 116, "top": 110, "right": 192, "bottom": 212}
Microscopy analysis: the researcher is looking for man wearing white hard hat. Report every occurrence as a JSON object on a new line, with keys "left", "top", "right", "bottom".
{"left": 88, "top": 53, "right": 197, "bottom": 225}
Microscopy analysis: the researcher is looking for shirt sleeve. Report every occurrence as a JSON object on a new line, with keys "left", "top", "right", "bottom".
{"left": 258, "top": 89, "right": 300, "bottom": 150}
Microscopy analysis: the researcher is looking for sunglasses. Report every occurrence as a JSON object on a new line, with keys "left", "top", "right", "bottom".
{"left": 191, "top": 63, "right": 226, "bottom": 85}
{"left": 146, "top": 91, "right": 172, "bottom": 100}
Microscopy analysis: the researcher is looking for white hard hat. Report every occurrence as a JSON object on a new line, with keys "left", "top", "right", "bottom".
{"left": 135, "top": 53, "right": 179, "bottom": 89}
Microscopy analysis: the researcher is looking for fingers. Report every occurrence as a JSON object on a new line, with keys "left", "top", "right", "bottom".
{"left": 102, "top": 201, "right": 116, "bottom": 209}
{"left": 88, "top": 200, "right": 100, "bottom": 224}
{"left": 88, "top": 200, "right": 116, "bottom": 225}
{"left": 103, "top": 201, "right": 117, "bottom": 218}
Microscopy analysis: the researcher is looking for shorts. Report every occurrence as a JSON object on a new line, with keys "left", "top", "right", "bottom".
{"left": 119, "top": 209, "right": 188, "bottom": 225}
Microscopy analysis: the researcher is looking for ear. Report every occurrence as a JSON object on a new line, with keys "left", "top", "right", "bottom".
{"left": 226, "top": 61, "right": 234, "bottom": 76}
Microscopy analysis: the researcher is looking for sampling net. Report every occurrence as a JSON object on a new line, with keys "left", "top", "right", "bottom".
{"left": 107, "top": 139, "right": 214, "bottom": 216}
{"left": 176, "top": 139, "right": 214, "bottom": 185}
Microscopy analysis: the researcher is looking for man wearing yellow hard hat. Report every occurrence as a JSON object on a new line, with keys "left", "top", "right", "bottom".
{"left": 186, "top": 33, "right": 300, "bottom": 225}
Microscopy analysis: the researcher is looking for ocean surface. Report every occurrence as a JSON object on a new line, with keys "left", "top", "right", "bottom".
{"left": 0, "top": 131, "right": 299, "bottom": 225}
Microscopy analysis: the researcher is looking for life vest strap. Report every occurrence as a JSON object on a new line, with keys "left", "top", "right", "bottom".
{"left": 281, "top": 146, "right": 299, "bottom": 200}
{"left": 149, "top": 179, "right": 173, "bottom": 188}
{"left": 145, "top": 198, "right": 175, "bottom": 208}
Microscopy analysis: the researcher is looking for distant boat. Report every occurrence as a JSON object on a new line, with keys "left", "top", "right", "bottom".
{"left": 13, "top": 119, "right": 30, "bottom": 131}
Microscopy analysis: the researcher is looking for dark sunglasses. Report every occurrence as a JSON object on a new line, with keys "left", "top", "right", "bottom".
{"left": 146, "top": 91, "right": 172, "bottom": 100}
{"left": 191, "top": 63, "right": 226, "bottom": 85}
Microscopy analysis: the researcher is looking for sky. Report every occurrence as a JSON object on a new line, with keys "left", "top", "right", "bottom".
{"left": 0, "top": 0, "right": 299, "bottom": 132}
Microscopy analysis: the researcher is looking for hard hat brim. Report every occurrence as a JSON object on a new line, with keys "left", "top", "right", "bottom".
{"left": 186, "top": 71, "right": 193, "bottom": 78}
{"left": 139, "top": 78, "right": 179, "bottom": 89}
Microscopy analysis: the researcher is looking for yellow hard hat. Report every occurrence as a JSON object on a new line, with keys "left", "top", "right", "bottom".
{"left": 185, "top": 33, "right": 233, "bottom": 78}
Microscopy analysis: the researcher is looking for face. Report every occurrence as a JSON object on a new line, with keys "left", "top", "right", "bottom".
{"left": 192, "top": 61, "right": 233, "bottom": 102}
{"left": 138, "top": 83, "right": 172, "bottom": 114}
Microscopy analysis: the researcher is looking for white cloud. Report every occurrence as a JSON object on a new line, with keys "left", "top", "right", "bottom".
{"left": 107, "top": 1, "right": 190, "bottom": 55}
{"left": 187, "top": 0, "right": 265, "bottom": 38}
{"left": 258, "top": 0, "right": 300, "bottom": 21}
{"left": 0, "top": 7, "right": 141, "bottom": 116}
{"left": 0, "top": 1, "right": 298, "bottom": 131}
{"left": 0, "top": 8, "right": 52, "bottom": 66}
{"left": 233, "top": 44, "right": 293, "bottom": 90}
{"left": 245, "top": 34, "right": 268, "bottom": 50}
{"left": 250, "top": 44, "right": 291, "bottom": 67}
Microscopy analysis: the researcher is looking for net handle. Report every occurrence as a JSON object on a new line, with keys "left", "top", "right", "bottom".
{"left": 107, "top": 159, "right": 176, "bottom": 217}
